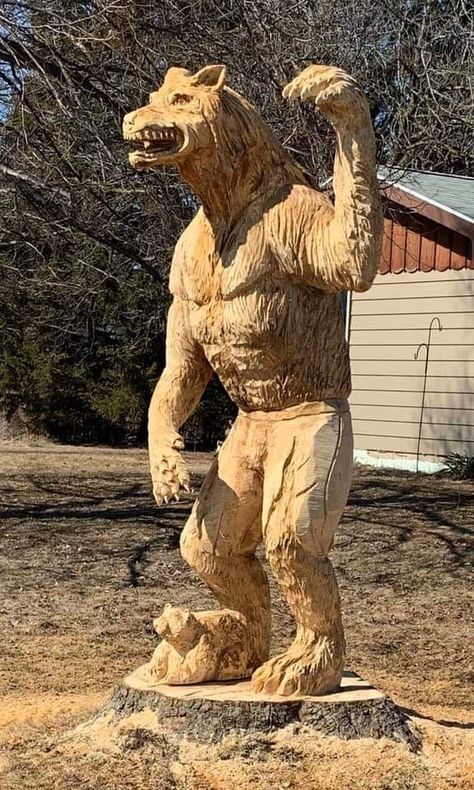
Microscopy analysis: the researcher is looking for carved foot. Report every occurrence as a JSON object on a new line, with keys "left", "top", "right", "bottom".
{"left": 251, "top": 633, "right": 344, "bottom": 697}
{"left": 141, "top": 604, "right": 266, "bottom": 686}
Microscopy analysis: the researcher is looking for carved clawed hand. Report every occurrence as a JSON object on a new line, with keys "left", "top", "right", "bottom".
{"left": 283, "top": 64, "right": 367, "bottom": 122}
{"left": 150, "top": 431, "right": 191, "bottom": 506}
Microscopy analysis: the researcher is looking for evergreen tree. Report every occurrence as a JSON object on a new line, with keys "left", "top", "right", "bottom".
{"left": 0, "top": 1, "right": 471, "bottom": 445}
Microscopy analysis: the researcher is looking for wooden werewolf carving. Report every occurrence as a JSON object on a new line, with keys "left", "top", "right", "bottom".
{"left": 123, "top": 64, "right": 382, "bottom": 696}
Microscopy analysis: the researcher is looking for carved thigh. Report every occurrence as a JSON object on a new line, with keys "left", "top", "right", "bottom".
{"left": 263, "top": 410, "right": 353, "bottom": 557}
{"left": 181, "top": 417, "right": 264, "bottom": 558}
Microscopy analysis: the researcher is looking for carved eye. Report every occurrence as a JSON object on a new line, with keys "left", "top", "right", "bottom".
{"left": 170, "top": 93, "right": 191, "bottom": 106}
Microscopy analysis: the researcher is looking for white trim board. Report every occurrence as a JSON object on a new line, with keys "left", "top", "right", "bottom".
{"left": 354, "top": 448, "right": 446, "bottom": 474}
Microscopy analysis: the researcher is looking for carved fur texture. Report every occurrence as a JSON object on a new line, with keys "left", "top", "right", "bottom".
{"left": 123, "top": 64, "right": 382, "bottom": 696}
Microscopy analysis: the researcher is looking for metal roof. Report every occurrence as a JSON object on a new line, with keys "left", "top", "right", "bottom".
{"left": 378, "top": 167, "right": 474, "bottom": 225}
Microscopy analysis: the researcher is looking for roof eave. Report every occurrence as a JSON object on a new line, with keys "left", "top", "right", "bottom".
{"left": 379, "top": 180, "right": 474, "bottom": 243}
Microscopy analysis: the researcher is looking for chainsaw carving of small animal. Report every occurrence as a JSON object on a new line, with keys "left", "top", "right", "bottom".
{"left": 143, "top": 604, "right": 259, "bottom": 685}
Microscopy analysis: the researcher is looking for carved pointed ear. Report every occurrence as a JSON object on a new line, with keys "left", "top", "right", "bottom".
{"left": 190, "top": 64, "right": 227, "bottom": 91}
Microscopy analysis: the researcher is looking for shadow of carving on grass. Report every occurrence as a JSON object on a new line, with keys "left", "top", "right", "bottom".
{"left": 345, "top": 473, "right": 474, "bottom": 569}
{"left": 0, "top": 474, "right": 202, "bottom": 528}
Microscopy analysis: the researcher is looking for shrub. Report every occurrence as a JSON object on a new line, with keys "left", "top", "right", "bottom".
{"left": 442, "top": 452, "right": 474, "bottom": 480}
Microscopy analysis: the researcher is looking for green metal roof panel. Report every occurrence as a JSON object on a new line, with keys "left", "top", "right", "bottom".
{"left": 378, "top": 167, "right": 474, "bottom": 224}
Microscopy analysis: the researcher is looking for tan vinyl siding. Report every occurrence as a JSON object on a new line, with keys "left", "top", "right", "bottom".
{"left": 352, "top": 419, "right": 474, "bottom": 441}
{"left": 351, "top": 314, "right": 474, "bottom": 332}
{"left": 354, "top": 278, "right": 473, "bottom": 300}
{"left": 349, "top": 435, "right": 474, "bottom": 457}
{"left": 349, "top": 269, "right": 474, "bottom": 461}
{"left": 351, "top": 295, "right": 474, "bottom": 316}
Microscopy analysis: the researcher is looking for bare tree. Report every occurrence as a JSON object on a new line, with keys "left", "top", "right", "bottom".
{"left": 0, "top": 0, "right": 472, "bottom": 441}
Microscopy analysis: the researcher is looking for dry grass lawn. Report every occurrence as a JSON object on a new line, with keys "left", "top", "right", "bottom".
{"left": 0, "top": 442, "right": 473, "bottom": 788}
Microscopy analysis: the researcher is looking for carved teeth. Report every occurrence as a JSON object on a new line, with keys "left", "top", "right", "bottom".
{"left": 126, "top": 125, "right": 180, "bottom": 154}
{"left": 128, "top": 127, "right": 177, "bottom": 141}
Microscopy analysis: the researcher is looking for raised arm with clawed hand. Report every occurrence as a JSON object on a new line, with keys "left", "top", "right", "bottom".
{"left": 148, "top": 296, "right": 212, "bottom": 504}
{"left": 283, "top": 65, "right": 383, "bottom": 293}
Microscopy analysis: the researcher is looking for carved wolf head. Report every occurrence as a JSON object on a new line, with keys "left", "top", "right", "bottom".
{"left": 122, "top": 64, "right": 291, "bottom": 178}
{"left": 123, "top": 65, "right": 232, "bottom": 171}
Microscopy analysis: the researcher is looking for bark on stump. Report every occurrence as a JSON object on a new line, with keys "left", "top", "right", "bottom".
{"left": 97, "top": 670, "right": 420, "bottom": 750}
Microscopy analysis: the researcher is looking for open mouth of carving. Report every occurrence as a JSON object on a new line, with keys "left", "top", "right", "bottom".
{"left": 125, "top": 126, "right": 183, "bottom": 157}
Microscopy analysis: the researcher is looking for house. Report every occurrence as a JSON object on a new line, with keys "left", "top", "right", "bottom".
{"left": 348, "top": 168, "right": 474, "bottom": 472}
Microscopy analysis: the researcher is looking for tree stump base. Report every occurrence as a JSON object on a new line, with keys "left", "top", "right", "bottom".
{"left": 91, "top": 669, "right": 420, "bottom": 750}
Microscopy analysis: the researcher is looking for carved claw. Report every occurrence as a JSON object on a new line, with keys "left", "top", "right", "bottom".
{"left": 150, "top": 445, "right": 191, "bottom": 507}
{"left": 283, "top": 64, "right": 366, "bottom": 121}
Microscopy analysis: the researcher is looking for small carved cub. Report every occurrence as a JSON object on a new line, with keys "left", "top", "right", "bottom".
{"left": 142, "top": 604, "right": 257, "bottom": 685}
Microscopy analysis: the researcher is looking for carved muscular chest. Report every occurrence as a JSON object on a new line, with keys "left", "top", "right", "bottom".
{"left": 170, "top": 212, "right": 285, "bottom": 347}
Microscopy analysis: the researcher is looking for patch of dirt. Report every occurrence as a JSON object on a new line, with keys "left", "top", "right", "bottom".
{"left": 0, "top": 443, "right": 473, "bottom": 788}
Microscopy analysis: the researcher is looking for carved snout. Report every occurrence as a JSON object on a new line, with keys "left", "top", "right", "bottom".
{"left": 122, "top": 110, "right": 138, "bottom": 137}
{"left": 122, "top": 107, "right": 163, "bottom": 135}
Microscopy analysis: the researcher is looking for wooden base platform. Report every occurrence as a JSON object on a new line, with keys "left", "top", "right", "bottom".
{"left": 96, "top": 670, "right": 420, "bottom": 749}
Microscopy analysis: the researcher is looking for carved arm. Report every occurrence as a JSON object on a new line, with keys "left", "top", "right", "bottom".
{"left": 148, "top": 296, "right": 212, "bottom": 503}
{"left": 284, "top": 65, "right": 383, "bottom": 293}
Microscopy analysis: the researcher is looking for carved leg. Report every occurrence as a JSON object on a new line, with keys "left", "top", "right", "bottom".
{"left": 252, "top": 407, "right": 353, "bottom": 697}
{"left": 252, "top": 548, "right": 345, "bottom": 696}
{"left": 147, "top": 417, "right": 270, "bottom": 684}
